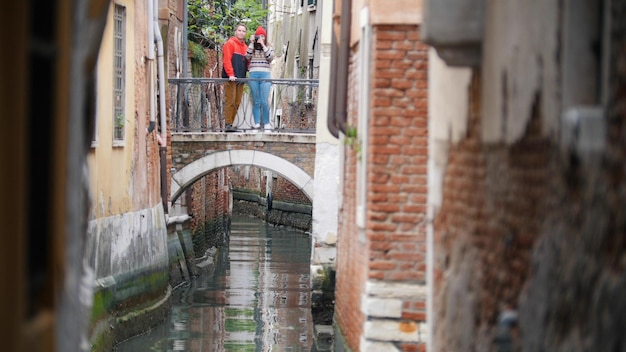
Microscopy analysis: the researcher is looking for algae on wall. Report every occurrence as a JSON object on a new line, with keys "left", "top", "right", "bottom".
{"left": 86, "top": 205, "right": 170, "bottom": 350}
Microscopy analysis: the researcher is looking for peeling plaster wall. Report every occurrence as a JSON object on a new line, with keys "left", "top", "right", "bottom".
{"left": 88, "top": 204, "right": 168, "bottom": 280}
{"left": 427, "top": 0, "right": 626, "bottom": 351}
{"left": 481, "top": 0, "right": 560, "bottom": 144}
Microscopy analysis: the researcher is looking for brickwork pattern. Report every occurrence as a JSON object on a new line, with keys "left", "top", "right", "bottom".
{"left": 228, "top": 165, "right": 311, "bottom": 206}
{"left": 170, "top": 139, "right": 316, "bottom": 178}
{"left": 432, "top": 73, "right": 550, "bottom": 349}
{"left": 229, "top": 165, "right": 263, "bottom": 195}
{"left": 176, "top": 138, "right": 313, "bottom": 255}
{"left": 274, "top": 178, "right": 310, "bottom": 204}
{"left": 432, "top": 4, "right": 626, "bottom": 349}
{"left": 368, "top": 25, "right": 428, "bottom": 284}
{"left": 189, "top": 170, "right": 230, "bottom": 256}
{"left": 132, "top": 0, "right": 162, "bottom": 209}
{"left": 512, "top": 4, "right": 626, "bottom": 351}
{"left": 335, "top": 48, "right": 367, "bottom": 351}
{"left": 335, "top": 25, "right": 428, "bottom": 352}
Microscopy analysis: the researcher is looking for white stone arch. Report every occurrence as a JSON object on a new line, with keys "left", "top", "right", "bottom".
{"left": 170, "top": 150, "right": 314, "bottom": 205}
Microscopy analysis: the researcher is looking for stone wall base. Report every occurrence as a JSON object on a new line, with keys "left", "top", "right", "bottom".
{"left": 232, "top": 189, "right": 312, "bottom": 231}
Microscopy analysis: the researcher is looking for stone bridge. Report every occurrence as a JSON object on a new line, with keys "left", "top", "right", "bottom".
{"left": 169, "top": 132, "right": 316, "bottom": 204}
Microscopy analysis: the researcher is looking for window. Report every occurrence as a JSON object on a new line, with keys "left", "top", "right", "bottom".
{"left": 113, "top": 4, "right": 126, "bottom": 142}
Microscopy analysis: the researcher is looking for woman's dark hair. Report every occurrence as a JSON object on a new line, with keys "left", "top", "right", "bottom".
{"left": 254, "top": 35, "right": 272, "bottom": 50}
{"left": 255, "top": 36, "right": 271, "bottom": 49}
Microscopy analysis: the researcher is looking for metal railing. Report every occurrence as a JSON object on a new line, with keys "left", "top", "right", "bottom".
{"left": 169, "top": 77, "right": 319, "bottom": 133}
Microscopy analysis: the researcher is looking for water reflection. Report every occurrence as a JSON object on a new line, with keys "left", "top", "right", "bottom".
{"left": 115, "top": 214, "right": 313, "bottom": 351}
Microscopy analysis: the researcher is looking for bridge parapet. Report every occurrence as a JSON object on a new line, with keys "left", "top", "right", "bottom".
{"left": 170, "top": 132, "right": 316, "bottom": 203}
{"left": 169, "top": 78, "right": 318, "bottom": 133}
{"left": 171, "top": 132, "right": 315, "bottom": 175}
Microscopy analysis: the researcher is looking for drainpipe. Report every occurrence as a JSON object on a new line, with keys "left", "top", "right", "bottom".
{"left": 147, "top": 0, "right": 156, "bottom": 133}
{"left": 154, "top": 21, "right": 167, "bottom": 147}
{"left": 153, "top": 0, "right": 169, "bottom": 212}
{"left": 327, "top": 0, "right": 352, "bottom": 137}
{"left": 182, "top": 0, "right": 188, "bottom": 78}
{"left": 327, "top": 15, "right": 340, "bottom": 138}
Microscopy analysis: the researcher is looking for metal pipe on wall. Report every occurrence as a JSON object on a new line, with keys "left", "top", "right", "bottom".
{"left": 152, "top": 0, "right": 168, "bottom": 212}
{"left": 326, "top": 0, "right": 351, "bottom": 137}
{"left": 147, "top": 0, "right": 156, "bottom": 133}
{"left": 154, "top": 19, "right": 167, "bottom": 147}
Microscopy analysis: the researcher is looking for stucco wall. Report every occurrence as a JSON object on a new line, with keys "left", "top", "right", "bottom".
{"left": 85, "top": 0, "right": 182, "bottom": 348}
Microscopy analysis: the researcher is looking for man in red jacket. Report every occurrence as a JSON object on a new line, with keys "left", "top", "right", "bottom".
{"left": 222, "top": 24, "right": 249, "bottom": 131}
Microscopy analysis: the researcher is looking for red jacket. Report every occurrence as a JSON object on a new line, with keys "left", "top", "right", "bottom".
{"left": 222, "top": 36, "right": 248, "bottom": 78}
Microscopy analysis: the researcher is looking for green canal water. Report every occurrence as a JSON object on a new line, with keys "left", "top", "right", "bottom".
{"left": 114, "top": 213, "right": 313, "bottom": 351}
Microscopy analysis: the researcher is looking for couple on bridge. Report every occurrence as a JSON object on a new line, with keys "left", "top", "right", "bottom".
{"left": 222, "top": 23, "right": 275, "bottom": 132}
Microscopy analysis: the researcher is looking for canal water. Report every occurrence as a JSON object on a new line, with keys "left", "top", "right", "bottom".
{"left": 115, "top": 213, "right": 314, "bottom": 351}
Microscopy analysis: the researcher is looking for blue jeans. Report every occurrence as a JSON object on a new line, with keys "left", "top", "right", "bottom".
{"left": 248, "top": 71, "right": 271, "bottom": 126}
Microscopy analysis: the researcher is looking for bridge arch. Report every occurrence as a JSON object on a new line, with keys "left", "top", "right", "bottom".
{"left": 170, "top": 150, "right": 314, "bottom": 205}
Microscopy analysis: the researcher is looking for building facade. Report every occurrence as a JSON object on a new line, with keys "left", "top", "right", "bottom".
{"left": 85, "top": 0, "right": 186, "bottom": 349}
{"left": 329, "top": 0, "right": 428, "bottom": 350}
{"left": 424, "top": 0, "right": 626, "bottom": 350}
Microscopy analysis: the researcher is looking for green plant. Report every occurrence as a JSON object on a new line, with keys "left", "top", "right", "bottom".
{"left": 115, "top": 114, "right": 125, "bottom": 128}
{"left": 188, "top": 0, "right": 270, "bottom": 49}
{"left": 344, "top": 124, "right": 362, "bottom": 159}
{"left": 189, "top": 41, "right": 208, "bottom": 76}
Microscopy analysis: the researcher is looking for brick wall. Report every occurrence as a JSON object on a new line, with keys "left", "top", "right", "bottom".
{"left": 432, "top": 74, "right": 550, "bottom": 349}
{"left": 132, "top": 0, "right": 162, "bottom": 209}
{"left": 189, "top": 168, "right": 310, "bottom": 249}
{"left": 335, "top": 47, "right": 366, "bottom": 350}
{"left": 171, "top": 139, "right": 316, "bottom": 177}
{"left": 188, "top": 170, "right": 230, "bottom": 256}
{"left": 432, "top": 3, "right": 626, "bottom": 351}
{"left": 228, "top": 165, "right": 311, "bottom": 205}
{"left": 274, "top": 177, "right": 310, "bottom": 204}
{"left": 368, "top": 25, "right": 428, "bottom": 284}
{"left": 229, "top": 165, "right": 263, "bottom": 194}
{"left": 335, "top": 24, "right": 428, "bottom": 351}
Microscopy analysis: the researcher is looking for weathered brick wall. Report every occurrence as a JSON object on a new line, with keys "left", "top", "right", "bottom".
{"left": 335, "top": 47, "right": 367, "bottom": 350}
{"left": 274, "top": 178, "right": 310, "bottom": 204}
{"left": 229, "top": 165, "right": 310, "bottom": 205}
{"left": 132, "top": 0, "right": 162, "bottom": 210}
{"left": 229, "top": 165, "right": 264, "bottom": 194}
{"left": 162, "top": 0, "right": 185, "bottom": 78}
{"left": 171, "top": 139, "right": 315, "bottom": 177}
{"left": 515, "top": 3, "right": 626, "bottom": 351}
{"left": 368, "top": 25, "right": 428, "bottom": 284}
{"left": 335, "top": 25, "right": 428, "bottom": 351}
{"left": 188, "top": 170, "right": 230, "bottom": 256}
{"left": 432, "top": 2, "right": 626, "bottom": 351}
{"left": 163, "top": 9, "right": 185, "bottom": 209}
{"left": 177, "top": 138, "right": 313, "bottom": 253}
{"left": 432, "top": 75, "right": 550, "bottom": 350}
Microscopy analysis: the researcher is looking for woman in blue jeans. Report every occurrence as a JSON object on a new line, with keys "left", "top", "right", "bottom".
{"left": 246, "top": 26, "right": 275, "bottom": 130}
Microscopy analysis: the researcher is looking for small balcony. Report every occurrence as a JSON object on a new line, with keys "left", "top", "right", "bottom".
{"left": 168, "top": 77, "right": 319, "bottom": 134}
